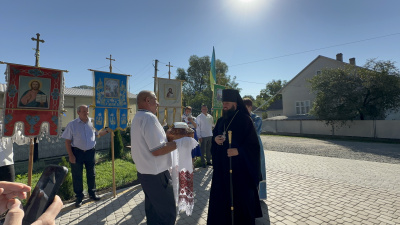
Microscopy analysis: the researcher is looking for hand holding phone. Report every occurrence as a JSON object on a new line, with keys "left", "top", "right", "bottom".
{"left": 4, "top": 195, "right": 62, "bottom": 225}
{"left": 22, "top": 165, "right": 68, "bottom": 225}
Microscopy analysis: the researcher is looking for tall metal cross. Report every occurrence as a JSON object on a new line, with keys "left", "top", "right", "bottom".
{"left": 106, "top": 54, "right": 116, "bottom": 72}
{"left": 166, "top": 62, "right": 174, "bottom": 79}
{"left": 31, "top": 33, "right": 45, "bottom": 67}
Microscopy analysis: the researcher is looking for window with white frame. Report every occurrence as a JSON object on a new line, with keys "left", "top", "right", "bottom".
{"left": 295, "top": 100, "right": 310, "bottom": 115}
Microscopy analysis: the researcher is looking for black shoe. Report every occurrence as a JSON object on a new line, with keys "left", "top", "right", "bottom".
{"left": 89, "top": 194, "right": 101, "bottom": 201}
{"left": 207, "top": 162, "right": 212, "bottom": 166}
{"left": 75, "top": 198, "right": 83, "bottom": 208}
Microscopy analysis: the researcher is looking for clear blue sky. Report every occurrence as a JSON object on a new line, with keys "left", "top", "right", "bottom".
{"left": 1, "top": 0, "right": 400, "bottom": 98}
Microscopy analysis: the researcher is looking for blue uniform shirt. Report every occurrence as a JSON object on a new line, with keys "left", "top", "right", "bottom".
{"left": 62, "top": 118, "right": 98, "bottom": 150}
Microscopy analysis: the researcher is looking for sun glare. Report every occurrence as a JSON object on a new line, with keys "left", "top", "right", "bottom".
{"left": 224, "top": 0, "right": 270, "bottom": 23}
{"left": 232, "top": 0, "right": 264, "bottom": 12}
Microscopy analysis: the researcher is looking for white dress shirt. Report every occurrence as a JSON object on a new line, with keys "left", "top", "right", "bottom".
{"left": 0, "top": 121, "right": 13, "bottom": 166}
{"left": 130, "top": 110, "right": 171, "bottom": 175}
{"left": 0, "top": 138, "right": 13, "bottom": 166}
{"left": 196, "top": 113, "right": 214, "bottom": 138}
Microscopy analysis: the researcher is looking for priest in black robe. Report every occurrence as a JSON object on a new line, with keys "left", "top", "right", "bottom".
{"left": 207, "top": 89, "right": 262, "bottom": 225}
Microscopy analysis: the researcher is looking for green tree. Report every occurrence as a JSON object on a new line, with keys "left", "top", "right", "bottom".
{"left": 58, "top": 157, "right": 74, "bottom": 200}
{"left": 176, "top": 55, "right": 239, "bottom": 113}
{"left": 110, "top": 130, "right": 124, "bottom": 159}
{"left": 72, "top": 85, "right": 93, "bottom": 89}
{"left": 255, "top": 79, "right": 287, "bottom": 110}
{"left": 308, "top": 59, "right": 400, "bottom": 125}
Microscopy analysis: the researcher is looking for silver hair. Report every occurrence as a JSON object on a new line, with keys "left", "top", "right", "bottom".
{"left": 77, "top": 105, "right": 88, "bottom": 113}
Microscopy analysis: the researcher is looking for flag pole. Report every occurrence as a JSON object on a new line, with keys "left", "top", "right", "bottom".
{"left": 110, "top": 128, "right": 116, "bottom": 197}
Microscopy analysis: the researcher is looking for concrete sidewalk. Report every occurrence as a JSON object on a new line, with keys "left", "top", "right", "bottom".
{"left": 55, "top": 150, "right": 400, "bottom": 225}
{"left": 56, "top": 167, "right": 268, "bottom": 225}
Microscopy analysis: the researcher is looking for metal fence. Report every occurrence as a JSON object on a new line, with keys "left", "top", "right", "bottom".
{"left": 13, "top": 133, "right": 111, "bottom": 162}
{"left": 262, "top": 120, "right": 400, "bottom": 140}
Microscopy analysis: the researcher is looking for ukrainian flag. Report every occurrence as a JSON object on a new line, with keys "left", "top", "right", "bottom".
{"left": 210, "top": 47, "right": 216, "bottom": 92}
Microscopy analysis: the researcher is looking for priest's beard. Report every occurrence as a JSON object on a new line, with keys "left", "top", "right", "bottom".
{"left": 223, "top": 106, "right": 237, "bottom": 120}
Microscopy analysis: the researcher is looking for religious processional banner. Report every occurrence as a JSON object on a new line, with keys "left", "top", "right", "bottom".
{"left": 3, "top": 64, "right": 64, "bottom": 137}
{"left": 157, "top": 78, "right": 182, "bottom": 127}
{"left": 93, "top": 70, "right": 129, "bottom": 131}
{"left": 212, "top": 84, "right": 226, "bottom": 123}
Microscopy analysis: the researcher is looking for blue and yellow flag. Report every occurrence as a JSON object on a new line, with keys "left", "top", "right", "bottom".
{"left": 210, "top": 47, "right": 216, "bottom": 92}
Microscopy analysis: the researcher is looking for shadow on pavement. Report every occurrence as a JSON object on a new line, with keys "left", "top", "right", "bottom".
{"left": 57, "top": 166, "right": 270, "bottom": 224}
{"left": 256, "top": 201, "right": 270, "bottom": 225}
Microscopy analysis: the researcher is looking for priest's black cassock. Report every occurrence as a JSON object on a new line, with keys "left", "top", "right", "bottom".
{"left": 207, "top": 108, "right": 262, "bottom": 225}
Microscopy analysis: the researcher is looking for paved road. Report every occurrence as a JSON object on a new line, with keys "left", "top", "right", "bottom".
{"left": 260, "top": 135, "right": 400, "bottom": 164}
{"left": 54, "top": 136, "right": 400, "bottom": 224}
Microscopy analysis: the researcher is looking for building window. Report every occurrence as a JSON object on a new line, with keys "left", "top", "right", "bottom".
{"left": 316, "top": 70, "right": 321, "bottom": 75}
{"left": 295, "top": 100, "right": 310, "bottom": 115}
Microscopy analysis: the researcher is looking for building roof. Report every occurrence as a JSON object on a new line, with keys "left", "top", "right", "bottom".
{"left": 266, "top": 99, "right": 283, "bottom": 110}
{"left": 0, "top": 84, "right": 137, "bottom": 99}
{"left": 65, "top": 88, "right": 136, "bottom": 98}
{"left": 278, "top": 54, "right": 357, "bottom": 94}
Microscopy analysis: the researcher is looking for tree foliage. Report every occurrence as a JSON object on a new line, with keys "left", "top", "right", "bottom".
{"left": 72, "top": 85, "right": 93, "bottom": 89}
{"left": 254, "top": 79, "right": 287, "bottom": 110}
{"left": 308, "top": 59, "right": 400, "bottom": 124}
{"left": 176, "top": 55, "right": 239, "bottom": 114}
{"left": 110, "top": 130, "right": 124, "bottom": 159}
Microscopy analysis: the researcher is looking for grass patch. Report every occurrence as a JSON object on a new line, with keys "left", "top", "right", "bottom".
{"left": 15, "top": 154, "right": 137, "bottom": 199}
{"left": 193, "top": 157, "right": 202, "bottom": 168}
{"left": 93, "top": 159, "right": 137, "bottom": 190}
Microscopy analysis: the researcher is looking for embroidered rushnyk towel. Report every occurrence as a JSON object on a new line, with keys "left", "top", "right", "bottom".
{"left": 170, "top": 137, "right": 198, "bottom": 216}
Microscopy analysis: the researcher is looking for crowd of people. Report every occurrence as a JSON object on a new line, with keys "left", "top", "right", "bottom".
{"left": 130, "top": 89, "right": 266, "bottom": 225}
{"left": 0, "top": 89, "right": 266, "bottom": 225}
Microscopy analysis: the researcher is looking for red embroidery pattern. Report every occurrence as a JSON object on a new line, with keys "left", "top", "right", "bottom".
{"left": 178, "top": 170, "right": 194, "bottom": 214}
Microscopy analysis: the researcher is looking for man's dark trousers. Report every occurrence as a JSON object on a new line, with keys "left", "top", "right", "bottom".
{"left": 138, "top": 170, "right": 176, "bottom": 225}
{"left": 0, "top": 165, "right": 15, "bottom": 182}
{"left": 70, "top": 147, "right": 96, "bottom": 199}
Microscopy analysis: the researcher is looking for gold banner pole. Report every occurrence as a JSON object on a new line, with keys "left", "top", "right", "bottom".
{"left": 27, "top": 138, "right": 35, "bottom": 199}
{"left": 228, "top": 131, "right": 234, "bottom": 225}
{"left": 110, "top": 128, "right": 116, "bottom": 197}
{"left": 173, "top": 108, "right": 176, "bottom": 124}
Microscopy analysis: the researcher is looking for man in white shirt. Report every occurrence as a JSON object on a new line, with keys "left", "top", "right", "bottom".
{"left": 0, "top": 121, "right": 14, "bottom": 182}
{"left": 196, "top": 105, "right": 214, "bottom": 168}
{"left": 131, "top": 90, "right": 195, "bottom": 225}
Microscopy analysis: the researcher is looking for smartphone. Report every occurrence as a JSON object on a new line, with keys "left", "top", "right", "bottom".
{"left": 22, "top": 165, "right": 68, "bottom": 225}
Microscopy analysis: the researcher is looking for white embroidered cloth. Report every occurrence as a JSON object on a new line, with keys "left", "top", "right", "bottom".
{"left": 170, "top": 137, "right": 198, "bottom": 216}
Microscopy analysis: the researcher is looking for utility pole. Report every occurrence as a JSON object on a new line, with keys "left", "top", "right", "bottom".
{"left": 106, "top": 54, "right": 115, "bottom": 73}
{"left": 31, "top": 33, "right": 45, "bottom": 67}
{"left": 166, "top": 62, "right": 174, "bottom": 79}
{"left": 154, "top": 59, "right": 158, "bottom": 92}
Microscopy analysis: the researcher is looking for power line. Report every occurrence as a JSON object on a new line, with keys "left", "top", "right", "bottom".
{"left": 113, "top": 65, "right": 125, "bottom": 74}
{"left": 132, "top": 71, "right": 168, "bottom": 93}
{"left": 236, "top": 79, "right": 266, "bottom": 85}
{"left": 106, "top": 32, "right": 400, "bottom": 93}
{"left": 94, "top": 65, "right": 108, "bottom": 70}
{"left": 130, "top": 61, "right": 153, "bottom": 81}
{"left": 229, "top": 32, "right": 400, "bottom": 67}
